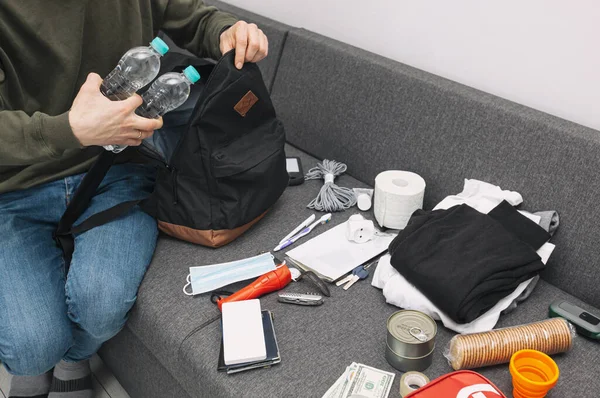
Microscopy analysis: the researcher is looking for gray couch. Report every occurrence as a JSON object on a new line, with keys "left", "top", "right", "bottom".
{"left": 99, "top": 3, "right": 600, "bottom": 397}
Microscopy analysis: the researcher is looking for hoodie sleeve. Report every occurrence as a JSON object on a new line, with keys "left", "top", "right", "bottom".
{"left": 0, "top": 91, "right": 81, "bottom": 165}
{"left": 154, "top": 0, "right": 238, "bottom": 60}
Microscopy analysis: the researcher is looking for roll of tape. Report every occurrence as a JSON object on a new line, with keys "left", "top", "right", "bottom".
{"left": 374, "top": 171, "right": 425, "bottom": 230}
{"left": 400, "top": 371, "right": 430, "bottom": 397}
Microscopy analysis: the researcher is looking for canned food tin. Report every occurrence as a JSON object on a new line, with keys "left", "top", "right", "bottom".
{"left": 385, "top": 343, "right": 433, "bottom": 372}
{"left": 386, "top": 310, "right": 437, "bottom": 372}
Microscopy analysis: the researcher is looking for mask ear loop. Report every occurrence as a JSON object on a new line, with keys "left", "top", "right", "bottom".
{"left": 183, "top": 274, "right": 193, "bottom": 296}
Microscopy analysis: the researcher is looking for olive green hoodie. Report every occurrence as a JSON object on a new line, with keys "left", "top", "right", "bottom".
{"left": 0, "top": 0, "right": 237, "bottom": 193}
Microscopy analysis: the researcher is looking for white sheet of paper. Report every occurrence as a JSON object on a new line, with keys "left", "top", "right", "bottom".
{"left": 222, "top": 299, "right": 266, "bottom": 366}
{"left": 286, "top": 221, "right": 397, "bottom": 281}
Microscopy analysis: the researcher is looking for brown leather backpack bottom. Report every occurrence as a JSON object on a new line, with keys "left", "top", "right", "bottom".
{"left": 157, "top": 210, "right": 269, "bottom": 248}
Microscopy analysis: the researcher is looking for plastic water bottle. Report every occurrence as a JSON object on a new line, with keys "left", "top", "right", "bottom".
{"left": 102, "top": 37, "right": 169, "bottom": 153}
{"left": 100, "top": 37, "right": 169, "bottom": 101}
{"left": 136, "top": 66, "right": 201, "bottom": 119}
{"left": 107, "top": 66, "right": 201, "bottom": 154}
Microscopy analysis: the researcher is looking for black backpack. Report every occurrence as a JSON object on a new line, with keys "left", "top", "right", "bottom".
{"left": 54, "top": 48, "right": 289, "bottom": 267}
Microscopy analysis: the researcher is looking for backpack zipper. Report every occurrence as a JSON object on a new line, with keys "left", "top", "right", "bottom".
{"left": 138, "top": 142, "right": 179, "bottom": 204}
{"left": 170, "top": 166, "right": 179, "bottom": 205}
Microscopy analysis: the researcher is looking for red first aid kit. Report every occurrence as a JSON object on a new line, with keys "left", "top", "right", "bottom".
{"left": 405, "top": 370, "right": 507, "bottom": 398}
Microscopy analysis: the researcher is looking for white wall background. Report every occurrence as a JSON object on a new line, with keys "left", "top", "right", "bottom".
{"left": 224, "top": 0, "right": 600, "bottom": 131}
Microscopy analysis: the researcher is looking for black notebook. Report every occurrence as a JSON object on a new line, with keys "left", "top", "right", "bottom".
{"left": 218, "top": 310, "right": 281, "bottom": 374}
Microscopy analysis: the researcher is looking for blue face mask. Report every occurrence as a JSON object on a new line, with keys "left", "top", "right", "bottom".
{"left": 183, "top": 253, "right": 276, "bottom": 296}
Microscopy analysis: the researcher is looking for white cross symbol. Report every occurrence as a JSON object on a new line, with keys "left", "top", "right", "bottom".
{"left": 456, "top": 384, "right": 502, "bottom": 398}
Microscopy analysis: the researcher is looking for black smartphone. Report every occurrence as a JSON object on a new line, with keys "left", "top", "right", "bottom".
{"left": 286, "top": 157, "right": 304, "bottom": 186}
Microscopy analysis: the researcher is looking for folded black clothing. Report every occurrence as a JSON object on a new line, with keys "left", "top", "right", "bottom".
{"left": 389, "top": 203, "right": 547, "bottom": 323}
{"left": 488, "top": 200, "right": 551, "bottom": 249}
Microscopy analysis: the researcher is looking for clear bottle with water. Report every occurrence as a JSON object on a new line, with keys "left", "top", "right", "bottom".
{"left": 102, "top": 37, "right": 169, "bottom": 152}
{"left": 109, "top": 66, "right": 201, "bottom": 154}
{"left": 136, "top": 66, "right": 201, "bottom": 120}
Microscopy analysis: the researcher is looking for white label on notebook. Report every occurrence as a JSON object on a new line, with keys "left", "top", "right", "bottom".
{"left": 222, "top": 299, "right": 267, "bottom": 366}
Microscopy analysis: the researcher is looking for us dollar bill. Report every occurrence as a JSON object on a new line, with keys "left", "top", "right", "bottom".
{"left": 322, "top": 363, "right": 358, "bottom": 398}
{"left": 340, "top": 363, "right": 395, "bottom": 398}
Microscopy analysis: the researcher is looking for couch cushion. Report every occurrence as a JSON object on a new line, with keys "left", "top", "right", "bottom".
{"left": 103, "top": 144, "right": 600, "bottom": 397}
{"left": 270, "top": 28, "right": 600, "bottom": 308}
{"left": 177, "top": 267, "right": 600, "bottom": 397}
{"left": 118, "top": 144, "right": 370, "bottom": 380}
{"left": 204, "top": 0, "right": 289, "bottom": 92}
{"left": 99, "top": 326, "right": 192, "bottom": 398}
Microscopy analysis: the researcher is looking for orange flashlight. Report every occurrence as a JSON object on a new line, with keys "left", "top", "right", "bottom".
{"left": 216, "top": 265, "right": 292, "bottom": 311}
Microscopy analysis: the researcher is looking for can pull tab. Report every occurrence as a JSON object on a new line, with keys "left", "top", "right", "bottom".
{"left": 409, "top": 327, "right": 428, "bottom": 342}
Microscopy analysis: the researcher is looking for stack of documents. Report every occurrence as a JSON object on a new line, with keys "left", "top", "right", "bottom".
{"left": 322, "top": 362, "right": 395, "bottom": 398}
{"left": 219, "top": 300, "right": 281, "bottom": 374}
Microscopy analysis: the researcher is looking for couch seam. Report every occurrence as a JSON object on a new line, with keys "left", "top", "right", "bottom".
{"left": 111, "top": 319, "right": 223, "bottom": 395}
{"left": 269, "top": 30, "right": 289, "bottom": 93}
{"left": 178, "top": 314, "right": 222, "bottom": 352}
{"left": 102, "top": 324, "right": 194, "bottom": 398}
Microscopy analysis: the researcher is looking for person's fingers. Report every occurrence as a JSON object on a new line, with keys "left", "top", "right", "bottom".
{"left": 251, "top": 31, "right": 268, "bottom": 63}
{"left": 132, "top": 116, "right": 162, "bottom": 131}
{"left": 125, "top": 113, "right": 162, "bottom": 131}
{"left": 262, "top": 32, "right": 269, "bottom": 58}
{"left": 120, "top": 94, "right": 144, "bottom": 113}
{"left": 85, "top": 73, "right": 104, "bottom": 89}
{"left": 126, "top": 129, "right": 155, "bottom": 139}
{"left": 234, "top": 22, "right": 248, "bottom": 69}
{"left": 244, "top": 24, "right": 260, "bottom": 63}
{"left": 220, "top": 29, "right": 234, "bottom": 55}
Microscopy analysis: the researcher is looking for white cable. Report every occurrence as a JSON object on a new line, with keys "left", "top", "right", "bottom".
{"left": 305, "top": 159, "right": 357, "bottom": 212}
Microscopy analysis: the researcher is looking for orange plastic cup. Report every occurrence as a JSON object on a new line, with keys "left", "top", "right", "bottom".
{"left": 510, "top": 349, "right": 559, "bottom": 398}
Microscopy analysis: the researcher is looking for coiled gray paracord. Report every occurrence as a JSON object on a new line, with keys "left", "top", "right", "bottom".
{"left": 305, "top": 159, "right": 357, "bottom": 212}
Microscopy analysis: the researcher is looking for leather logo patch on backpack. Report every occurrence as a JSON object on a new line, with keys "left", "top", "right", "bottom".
{"left": 234, "top": 90, "right": 259, "bottom": 117}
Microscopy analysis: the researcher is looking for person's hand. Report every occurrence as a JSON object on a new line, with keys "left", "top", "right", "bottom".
{"left": 69, "top": 73, "right": 163, "bottom": 147}
{"left": 220, "top": 21, "right": 269, "bottom": 69}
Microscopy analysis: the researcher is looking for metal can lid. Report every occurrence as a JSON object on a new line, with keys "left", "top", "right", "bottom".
{"left": 387, "top": 310, "right": 437, "bottom": 344}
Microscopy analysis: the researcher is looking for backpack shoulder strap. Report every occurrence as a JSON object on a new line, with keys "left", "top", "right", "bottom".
{"left": 54, "top": 150, "right": 119, "bottom": 268}
{"left": 70, "top": 199, "right": 141, "bottom": 235}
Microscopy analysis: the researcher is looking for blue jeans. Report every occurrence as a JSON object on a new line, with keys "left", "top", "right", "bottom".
{"left": 0, "top": 163, "right": 158, "bottom": 376}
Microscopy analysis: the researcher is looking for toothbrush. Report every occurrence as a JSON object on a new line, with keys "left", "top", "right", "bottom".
{"left": 274, "top": 213, "right": 332, "bottom": 252}
{"left": 279, "top": 214, "right": 316, "bottom": 245}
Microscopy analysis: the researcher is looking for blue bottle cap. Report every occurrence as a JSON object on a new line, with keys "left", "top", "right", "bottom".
{"left": 183, "top": 66, "right": 201, "bottom": 84}
{"left": 150, "top": 37, "right": 169, "bottom": 56}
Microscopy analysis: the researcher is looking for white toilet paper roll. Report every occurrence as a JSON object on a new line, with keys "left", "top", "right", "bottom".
{"left": 374, "top": 170, "right": 426, "bottom": 230}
